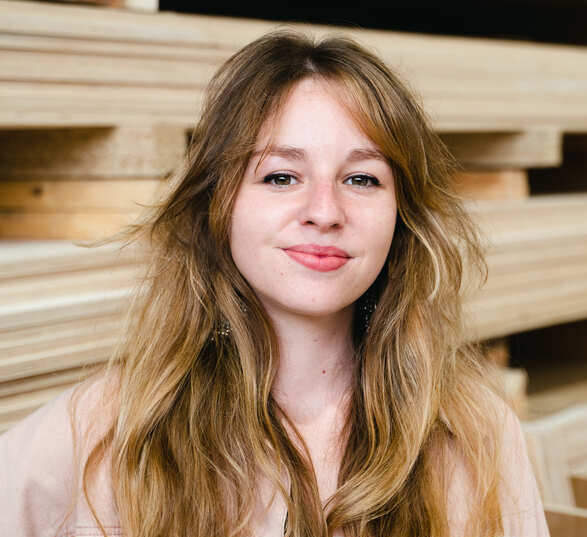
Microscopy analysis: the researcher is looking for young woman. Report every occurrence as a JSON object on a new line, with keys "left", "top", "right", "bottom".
{"left": 0, "top": 30, "right": 549, "bottom": 537}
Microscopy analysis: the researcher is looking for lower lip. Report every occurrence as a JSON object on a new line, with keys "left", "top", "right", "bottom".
{"left": 284, "top": 250, "right": 350, "bottom": 272}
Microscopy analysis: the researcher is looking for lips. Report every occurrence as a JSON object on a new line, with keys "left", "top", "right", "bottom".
{"left": 283, "top": 244, "right": 351, "bottom": 272}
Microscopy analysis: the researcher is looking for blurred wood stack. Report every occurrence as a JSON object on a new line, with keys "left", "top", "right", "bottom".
{"left": 1, "top": 1, "right": 586, "bottom": 533}
{"left": 0, "top": 240, "right": 145, "bottom": 430}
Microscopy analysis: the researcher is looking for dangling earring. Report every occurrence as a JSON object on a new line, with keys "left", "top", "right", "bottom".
{"left": 359, "top": 287, "right": 378, "bottom": 333}
{"left": 216, "top": 318, "right": 232, "bottom": 338}
{"left": 214, "top": 303, "right": 249, "bottom": 338}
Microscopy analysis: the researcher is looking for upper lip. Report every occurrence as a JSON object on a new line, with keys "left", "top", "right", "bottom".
{"left": 284, "top": 244, "right": 351, "bottom": 258}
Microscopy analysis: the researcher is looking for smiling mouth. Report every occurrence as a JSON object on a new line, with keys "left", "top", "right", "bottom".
{"left": 283, "top": 245, "right": 351, "bottom": 272}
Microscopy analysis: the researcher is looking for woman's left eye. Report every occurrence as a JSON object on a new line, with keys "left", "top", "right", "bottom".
{"left": 263, "top": 173, "right": 299, "bottom": 186}
{"left": 343, "top": 174, "right": 380, "bottom": 187}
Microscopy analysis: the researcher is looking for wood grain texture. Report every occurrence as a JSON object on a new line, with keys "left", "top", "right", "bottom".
{"left": 0, "top": 212, "right": 142, "bottom": 239}
{"left": 453, "top": 169, "right": 529, "bottom": 201}
{"left": 544, "top": 504, "right": 587, "bottom": 537}
{"left": 572, "top": 473, "right": 587, "bottom": 510}
{"left": 1, "top": 0, "right": 587, "bottom": 132}
{"left": 464, "top": 194, "right": 587, "bottom": 339}
{"left": 0, "top": 126, "right": 186, "bottom": 178}
{"left": 0, "top": 240, "right": 138, "bottom": 431}
{"left": 529, "top": 380, "right": 587, "bottom": 420}
{"left": 0, "top": 180, "right": 163, "bottom": 211}
{"left": 442, "top": 131, "right": 563, "bottom": 169}
{"left": 0, "top": 365, "right": 99, "bottom": 399}
{"left": 0, "top": 287, "right": 131, "bottom": 332}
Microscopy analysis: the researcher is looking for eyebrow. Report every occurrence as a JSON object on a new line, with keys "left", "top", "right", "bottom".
{"left": 252, "top": 145, "right": 388, "bottom": 165}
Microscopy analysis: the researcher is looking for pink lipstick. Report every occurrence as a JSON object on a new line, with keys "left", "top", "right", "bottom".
{"left": 283, "top": 244, "right": 351, "bottom": 272}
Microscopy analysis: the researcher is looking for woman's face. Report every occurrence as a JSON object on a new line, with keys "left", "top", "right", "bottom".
{"left": 230, "top": 77, "right": 397, "bottom": 320}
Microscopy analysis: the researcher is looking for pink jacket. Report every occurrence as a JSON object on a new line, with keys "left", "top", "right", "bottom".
{"left": 0, "top": 375, "right": 551, "bottom": 537}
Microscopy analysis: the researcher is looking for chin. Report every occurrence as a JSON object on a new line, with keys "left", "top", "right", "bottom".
{"left": 271, "top": 298, "right": 355, "bottom": 319}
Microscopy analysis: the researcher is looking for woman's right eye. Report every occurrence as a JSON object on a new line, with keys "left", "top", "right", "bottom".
{"left": 263, "top": 173, "right": 299, "bottom": 186}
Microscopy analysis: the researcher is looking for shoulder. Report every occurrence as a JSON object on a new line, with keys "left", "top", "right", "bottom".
{"left": 0, "top": 369, "right": 121, "bottom": 536}
{"left": 443, "top": 393, "right": 550, "bottom": 536}
{"left": 495, "top": 401, "right": 550, "bottom": 535}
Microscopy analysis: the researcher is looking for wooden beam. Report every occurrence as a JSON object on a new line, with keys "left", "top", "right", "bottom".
{"left": 466, "top": 193, "right": 587, "bottom": 240}
{"left": 118, "top": 0, "right": 159, "bottom": 11}
{"left": 0, "top": 240, "right": 146, "bottom": 279}
{"left": 0, "top": 365, "right": 98, "bottom": 399}
{"left": 0, "top": 239, "right": 139, "bottom": 405}
{"left": 572, "top": 473, "right": 587, "bottom": 509}
{"left": 1, "top": 49, "right": 214, "bottom": 87}
{"left": 0, "top": 288, "right": 131, "bottom": 332}
{"left": 0, "top": 33, "right": 231, "bottom": 62}
{"left": 453, "top": 170, "right": 529, "bottom": 201}
{"left": 544, "top": 504, "right": 587, "bottom": 537}
{"left": 529, "top": 379, "right": 587, "bottom": 421}
{"left": 0, "top": 212, "right": 142, "bottom": 239}
{"left": 464, "top": 194, "right": 587, "bottom": 340}
{"left": 0, "top": 265, "right": 139, "bottom": 304}
{"left": 0, "top": 179, "right": 163, "bottom": 211}
{"left": 0, "top": 125, "right": 186, "bottom": 178}
{"left": 441, "top": 130, "right": 562, "bottom": 169}
{"left": 1, "top": 1, "right": 587, "bottom": 130}
{"left": 0, "top": 314, "right": 122, "bottom": 353}
{"left": 0, "top": 83, "right": 203, "bottom": 128}
{"left": 0, "top": 336, "right": 115, "bottom": 382}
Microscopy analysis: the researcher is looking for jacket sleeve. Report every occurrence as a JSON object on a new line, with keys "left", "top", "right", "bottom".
{"left": 0, "top": 386, "right": 79, "bottom": 537}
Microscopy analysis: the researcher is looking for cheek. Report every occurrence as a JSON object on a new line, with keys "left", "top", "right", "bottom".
{"left": 383, "top": 211, "right": 398, "bottom": 249}
{"left": 229, "top": 193, "right": 277, "bottom": 275}
{"left": 229, "top": 205, "right": 255, "bottom": 270}
{"left": 363, "top": 204, "right": 397, "bottom": 259}
{"left": 229, "top": 196, "right": 250, "bottom": 266}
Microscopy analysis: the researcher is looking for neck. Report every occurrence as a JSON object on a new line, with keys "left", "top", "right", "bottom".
{"left": 267, "top": 304, "right": 356, "bottom": 426}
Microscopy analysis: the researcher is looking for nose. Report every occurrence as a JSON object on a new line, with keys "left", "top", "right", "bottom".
{"left": 298, "top": 179, "right": 346, "bottom": 230}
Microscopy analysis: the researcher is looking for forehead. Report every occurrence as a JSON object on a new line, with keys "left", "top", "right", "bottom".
{"left": 254, "top": 77, "right": 378, "bottom": 152}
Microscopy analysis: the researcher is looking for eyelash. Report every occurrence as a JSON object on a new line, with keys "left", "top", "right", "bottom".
{"left": 344, "top": 174, "right": 381, "bottom": 187}
{"left": 263, "top": 173, "right": 298, "bottom": 187}
{"left": 262, "top": 173, "right": 380, "bottom": 187}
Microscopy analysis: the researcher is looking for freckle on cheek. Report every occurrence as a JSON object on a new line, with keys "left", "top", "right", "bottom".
{"left": 322, "top": 370, "right": 326, "bottom": 374}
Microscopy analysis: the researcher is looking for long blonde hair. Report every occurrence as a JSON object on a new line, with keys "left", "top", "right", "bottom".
{"left": 72, "top": 29, "right": 514, "bottom": 537}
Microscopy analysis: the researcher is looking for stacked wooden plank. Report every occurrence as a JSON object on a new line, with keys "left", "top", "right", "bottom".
{"left": 0, "top": 125, "right": 185, "bottom": 239}
{"left": 0, "top": 240, "right": 145, "bottom": 432}
{"left": 1, "top": 0, "right": 587, "bottom": 132}
{"left": 463, "top": 193, "right": 587, "bottom": 340}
